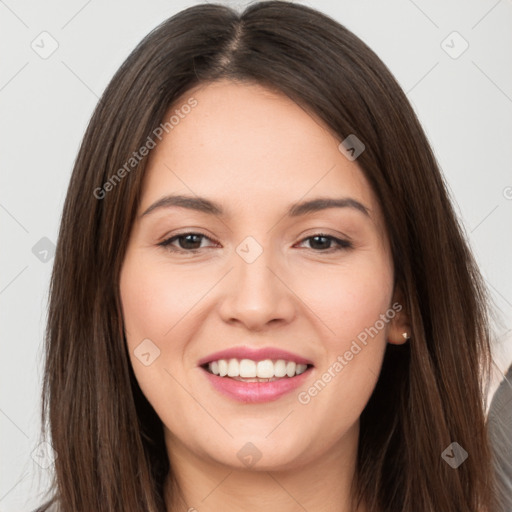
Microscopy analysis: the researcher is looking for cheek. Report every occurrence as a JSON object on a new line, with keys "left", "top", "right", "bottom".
{"left": 293, "top": 254, "right": 394, "bottom": 418}
{"left": 120, "top": 254, "right": 200, "bottom": 421}
{"left": 119, "top": 254, "right": 184, "bottom": 386}
{"left": 297, "top": 254, "right": 394, "bottom": 347}
{"left": 120, "top": 254, "right": 207, "bottom": 345}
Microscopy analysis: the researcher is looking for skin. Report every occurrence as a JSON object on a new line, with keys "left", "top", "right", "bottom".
{"left": 120, "top": 80, "right": 411, "bottom": 512}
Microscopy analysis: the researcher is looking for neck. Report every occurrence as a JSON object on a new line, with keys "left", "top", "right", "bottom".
{"left": 164, "top": 422, "right": 366, "bottom": 512}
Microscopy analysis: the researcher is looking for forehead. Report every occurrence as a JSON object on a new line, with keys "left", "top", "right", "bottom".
{"left": 140, "top": 80, "right": 383, "bottom": 228}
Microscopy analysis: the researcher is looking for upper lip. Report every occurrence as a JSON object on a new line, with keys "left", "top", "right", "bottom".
{"left": 197, "top": 346, "right": 314, "bottom": 367}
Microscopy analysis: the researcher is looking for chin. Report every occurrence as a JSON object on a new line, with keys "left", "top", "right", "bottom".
{"left": 202, "top": 435, "right": 315, "bottom": 472}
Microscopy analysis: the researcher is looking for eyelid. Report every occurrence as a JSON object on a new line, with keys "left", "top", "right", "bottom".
{"left": 294, "top": 233, "right": 353, "bottom": 251}
{"left": 157, "top": 230, "right": 353, "bottom": 254}
{"left": 158, "top": 230, "right": 220, "bottom": 250}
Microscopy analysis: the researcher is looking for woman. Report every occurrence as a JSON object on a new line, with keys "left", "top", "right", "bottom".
{"left": 37, "top": 2, "right": 501, "bottom": 511}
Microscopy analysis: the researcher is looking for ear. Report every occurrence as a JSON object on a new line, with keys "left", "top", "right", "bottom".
{"left": 387, "top": 285, "right": 412, "bottom": 345}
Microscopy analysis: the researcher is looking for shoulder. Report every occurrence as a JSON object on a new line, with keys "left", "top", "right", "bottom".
{"left": 32, "top": 501, "right": 59, "bottom": 512}
{"left": 488, "top": 364, "right": 512, "bottom": 421}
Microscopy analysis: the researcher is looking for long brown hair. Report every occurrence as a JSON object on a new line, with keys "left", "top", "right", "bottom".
{"left": 40, "top": 2, "right": 499, "bottom": 510}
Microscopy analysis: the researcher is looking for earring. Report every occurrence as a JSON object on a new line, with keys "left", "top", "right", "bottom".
{"left": 402, "top": 332, "right": 410, "bottom": 340}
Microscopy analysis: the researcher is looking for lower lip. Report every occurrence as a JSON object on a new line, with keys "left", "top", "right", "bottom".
{"left": 201, "top": 367, "right": 313, "bottom": 403}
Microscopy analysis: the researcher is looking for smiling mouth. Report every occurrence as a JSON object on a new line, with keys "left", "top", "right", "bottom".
{"left": 200, "top": 357, "right": 315, "bottom": 403}
{"left": 201, "top": 358, "right": 314, "bottom": 382}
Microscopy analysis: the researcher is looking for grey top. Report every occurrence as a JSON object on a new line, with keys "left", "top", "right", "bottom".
{"left": 487, "top": 364, "right": 512, "bottom": 512}
{"left": 33, "top": 501, "right": 58, "bottom": 512}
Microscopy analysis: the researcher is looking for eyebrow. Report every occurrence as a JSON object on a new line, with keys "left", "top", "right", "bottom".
{"left": 140, "top": 194, "right": 370, "bottom": 219}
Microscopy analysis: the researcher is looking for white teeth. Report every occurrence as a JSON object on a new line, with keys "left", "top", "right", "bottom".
{"left": 227, "top": 358, "right": 239, "bottom": 377}
{"left": 296, "top": 363, "right": 307, "bottom": 374}
{"left": 239, "top": 359, "right": 257, "bottom": 378}
{"left": 218, "top": 359, "right": 228, "bottom": 377}
{"left": 257, "top": 360, "right": 274, "bottom": 378}
{"left": 274, "top": 359, "right": 287, "bottom": 377}
{"left": 206, "top": 358, "right": 310, "bottom": 378}
{"left": 286, "top": 361, "right": 297, "bottom": 377}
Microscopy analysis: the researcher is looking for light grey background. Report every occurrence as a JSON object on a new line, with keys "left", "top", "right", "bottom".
{"left": 1, "top": 0, "right": 511, "bottom": 509}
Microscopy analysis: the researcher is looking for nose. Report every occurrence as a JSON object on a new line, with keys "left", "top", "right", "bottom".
{"left": 218, "top": 241, "right": 296, "bottom": 332}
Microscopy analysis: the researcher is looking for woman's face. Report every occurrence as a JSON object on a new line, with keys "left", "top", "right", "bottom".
{"left": 120, "top": 80, "right": 406, "bottom": 472}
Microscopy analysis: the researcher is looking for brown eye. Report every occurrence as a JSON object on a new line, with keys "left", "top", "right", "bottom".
{"left": 158, "top": 232, "right": 217, "bottom": 253}
{"left": 297, "top": 234, "right": 352, "bottom": 252}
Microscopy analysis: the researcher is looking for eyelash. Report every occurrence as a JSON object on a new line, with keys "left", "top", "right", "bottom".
{"left": 157, "top": 232, "right": 353, "bottom": 254}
